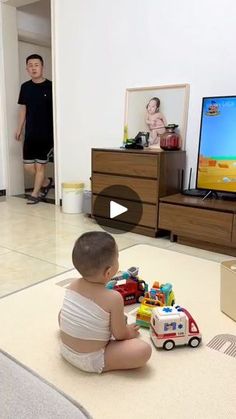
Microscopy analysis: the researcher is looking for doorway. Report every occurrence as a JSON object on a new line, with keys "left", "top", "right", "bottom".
{"left": 0, "top": 0, "right": 57, "bottom": 203}
{"left": 17, "top": 0, "right": 55, "bottom": 202}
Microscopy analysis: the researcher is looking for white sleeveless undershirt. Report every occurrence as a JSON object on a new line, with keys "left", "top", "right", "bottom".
{"left": 60, "top": 289, "right": 111, "bottom": 341}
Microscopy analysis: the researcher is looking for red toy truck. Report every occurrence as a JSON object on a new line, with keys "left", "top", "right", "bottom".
{"left": 106, "top": 267, "right": 148, "bottom": 305}
{"left": 113, "top": 278, "right": 148, "bottom": 305}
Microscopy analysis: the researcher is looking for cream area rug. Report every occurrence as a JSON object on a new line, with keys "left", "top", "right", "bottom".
{"left": 0, "top": 244, "right": 236, "bottom": 419}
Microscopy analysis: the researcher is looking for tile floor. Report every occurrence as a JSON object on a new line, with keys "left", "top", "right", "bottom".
{"left": 0, "top": 197, "right": 231, "bottom": 297}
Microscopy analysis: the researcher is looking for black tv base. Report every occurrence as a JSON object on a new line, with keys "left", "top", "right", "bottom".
{"left": 182, "top": 188, "right": 208, "bottom": 197}
{"left": 182, "top": 188, "right": 236, "bottom": 201}
{"left": 218, "top": 192, "right": 236, "bottom": 201}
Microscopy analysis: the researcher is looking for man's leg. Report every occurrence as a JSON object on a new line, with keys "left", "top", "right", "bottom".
{"left": 24, "top": 163, "right": 36, "bottom": 177}
{"left": 31, "top": 163, "right": 46, "bottom": 197}
{"left": 41, "top": 174, "right": 52, "bottom": 188}
{"left": 39, "top": 146, "right": 54, "bottom": 194}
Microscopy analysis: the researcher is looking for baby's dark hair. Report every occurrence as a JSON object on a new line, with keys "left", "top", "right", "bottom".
{"left": 26, "top": 54, "right": 44, "bottom": 65}
{"left": 146, "top": 97, "right": 160, "bottom": 111}
{"left": 72, "top": 231, "right": 117, "bottom": 277}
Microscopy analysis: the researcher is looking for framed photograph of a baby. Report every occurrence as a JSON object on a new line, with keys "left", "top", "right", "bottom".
{"left": 124, "top": 84, "right": 190, "bottom": 149}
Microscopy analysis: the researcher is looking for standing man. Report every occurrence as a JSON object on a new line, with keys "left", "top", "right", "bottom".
{"left": 15, "top": 54, "right": 53, "bottom": 204}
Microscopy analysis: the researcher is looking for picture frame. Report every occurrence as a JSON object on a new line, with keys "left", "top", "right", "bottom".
{"left": 124, "top": 83, "right": 190, "bottom": 149}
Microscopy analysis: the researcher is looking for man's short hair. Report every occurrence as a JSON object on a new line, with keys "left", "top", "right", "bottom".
{"left": 26, "top": 54, "right": 44, "bottom": 65}
{"left": 72, "top": 231, "right": 117, "bottom": 277}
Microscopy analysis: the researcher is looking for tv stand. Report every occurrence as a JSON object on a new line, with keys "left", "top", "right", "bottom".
{"left": 202, "top": 190, "right": 218, "bottom": 201}
{"left": 158, "top": 193, "right": 236, "bottom": 256}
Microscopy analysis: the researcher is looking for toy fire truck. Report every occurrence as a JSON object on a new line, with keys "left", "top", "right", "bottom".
{"left": 106, "top": 267, "right": 148, "bottom": 305}
{"left": 150, "top": 305, "right": 201, "bottom": 350}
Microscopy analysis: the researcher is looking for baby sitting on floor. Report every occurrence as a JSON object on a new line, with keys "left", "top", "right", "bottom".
{"left": 58, "top": 231, "right": 151, "bottom": 373}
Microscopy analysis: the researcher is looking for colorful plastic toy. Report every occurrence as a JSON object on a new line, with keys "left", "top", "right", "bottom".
{"left": 113, "top": 278, "right": 148, "bottom": 305}
{"left": 150, "top": 305, "right": 201, "bottom": 350}
{"left": 136, "top": 297, "right": 163, "bottom": 328}
{"left": 106, "top": 267, "right": 148, "bottom": 305}
{"left": 145, "top": 281, "right": 175, "bottom": 306}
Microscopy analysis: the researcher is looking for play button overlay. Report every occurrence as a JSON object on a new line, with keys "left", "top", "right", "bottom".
{"left": 110, "top": 201, "right": 128, "bottom": 219}
{"left": 93, "top": 185, "right": 143, "bottom": 234}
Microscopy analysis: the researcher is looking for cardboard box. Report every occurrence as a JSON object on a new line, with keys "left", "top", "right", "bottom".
{"left": 221, "top": 260, "right": 236, "bottom": 322}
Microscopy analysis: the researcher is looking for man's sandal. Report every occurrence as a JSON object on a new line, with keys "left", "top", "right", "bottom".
{"left": 40, "top": 177, "right": 53, "bottom": 198}
{"left": 26, "top": 195, "right": 41, "bottom": 205}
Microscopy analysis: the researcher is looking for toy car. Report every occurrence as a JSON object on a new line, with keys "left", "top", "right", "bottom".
{"left": 150, "top": 305, "right": 201, "bottom": 350}
{"left": 145, "top": 281, "right": 175, "bottom": 306}
{"left": 113, "top": 278, "right": 148, "bottom": 305}
{"left": 127, "top": 266, "right": 139, "bottom": 278}
{"left": 136, "top": 297, "right": 163, "bottom": 328}
{"left": 106, "top": 267, "right": 148, "bottom": 305}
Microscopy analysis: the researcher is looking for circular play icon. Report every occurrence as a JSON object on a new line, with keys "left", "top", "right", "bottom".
{"left": 93, "top": 185, "right": 143, "bottom": 234}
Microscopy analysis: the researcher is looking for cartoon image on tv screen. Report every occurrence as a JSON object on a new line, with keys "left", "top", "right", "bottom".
{"left": 197, "top": 96, "right": 236, "bottom": 192}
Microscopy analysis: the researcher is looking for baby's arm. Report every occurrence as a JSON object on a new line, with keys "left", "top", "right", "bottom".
{"left": 109, "top": 291, "right": 140, "bottom": 340}
{"left": 145, "top": 112, "right": 152, "bottom": 125}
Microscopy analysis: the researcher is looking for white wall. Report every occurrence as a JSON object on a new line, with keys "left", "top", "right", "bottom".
{"left": 54, "top": 0, "right": 236, "bottom": 191}
{"left": 17, "top": 0, "right": 51, "bottom": 38}
{"left": 0, "top": 2, "right": 24, "bottom": 195}
{"left": 0, "top": 3, "right": 7, "bottom": 190}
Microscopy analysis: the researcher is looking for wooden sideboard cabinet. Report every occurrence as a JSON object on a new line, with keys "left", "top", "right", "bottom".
{"left": 91, "top": 148, "right": 185, "bottom": 237}
{"left": 159, "top": 193, "right": 236, "bottom": 256}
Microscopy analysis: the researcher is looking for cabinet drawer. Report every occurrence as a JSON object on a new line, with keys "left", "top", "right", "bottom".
{"left": 92, "top": 195, "right": 157, "bottom": 228}
{"left": 92, "top": 151, "right": 159, "bottom": 178}
{"left": 159, "top": 203, "right": 233, "bottom": 245}
{"left": 92, "top": 173, "right": 158, "bottom": 204}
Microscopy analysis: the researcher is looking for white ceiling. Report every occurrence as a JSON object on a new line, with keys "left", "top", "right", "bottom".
{"left": 1, "top": 0, "right": 39, "bottom": 7}
{"left": 18, "top": 0, "right": 50, "bottom": 18}
{"left": 2, "top": 0, "right": 50, "bottom": 17}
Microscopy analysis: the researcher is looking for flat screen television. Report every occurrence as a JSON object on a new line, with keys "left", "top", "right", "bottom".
{"left": 196, "top": 96, "right": 236, "bottom": 195}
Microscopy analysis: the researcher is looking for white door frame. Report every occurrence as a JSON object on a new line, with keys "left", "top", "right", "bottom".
{"left": 50, "top": 0, "right": 59, "bottom": 204}
{"left": 0, "top": 0, "right": 59, "bottom": 204}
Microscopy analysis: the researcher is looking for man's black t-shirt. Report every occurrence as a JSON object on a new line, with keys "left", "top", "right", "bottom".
{"left": 18, "top": 79, "right": 53, "bottom": 145}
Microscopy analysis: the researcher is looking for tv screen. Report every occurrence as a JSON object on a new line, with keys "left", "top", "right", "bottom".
{"left": 196, "top": 96, "right": 236, "bottom": 193}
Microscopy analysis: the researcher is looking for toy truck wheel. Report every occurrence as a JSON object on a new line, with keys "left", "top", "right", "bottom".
{"left": 163, "top": 340, "right": 175, "bottom": 350}
{"left": 188, "top": 337, "right": 201, "bottom": 348}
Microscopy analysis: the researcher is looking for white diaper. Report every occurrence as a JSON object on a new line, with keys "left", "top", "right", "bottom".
{"left": 60, "top": 343, "right": 105, "bottom": 374}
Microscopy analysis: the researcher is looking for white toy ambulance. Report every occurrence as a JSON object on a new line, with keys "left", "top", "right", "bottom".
{"left": 150, "top": 305, "right": 201, "bottom": 350}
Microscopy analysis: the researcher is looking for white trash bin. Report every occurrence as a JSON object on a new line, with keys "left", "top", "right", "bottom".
{"left": 62, "top": 182, "right": 85, "bottom": 214}
{"left": 82, "top": 190, "right": 92, "bottom": 215}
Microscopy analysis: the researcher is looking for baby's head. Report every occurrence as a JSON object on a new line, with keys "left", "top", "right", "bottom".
{"left": 72, "top": 231, "right": 118, "bottom": 283}
{"left": 146, "top": 97, "right": 160, "bottom": 114}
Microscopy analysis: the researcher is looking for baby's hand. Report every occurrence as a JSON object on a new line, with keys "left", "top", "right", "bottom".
{"left": 127, "top": 323, "right": 140, "bottom": 339}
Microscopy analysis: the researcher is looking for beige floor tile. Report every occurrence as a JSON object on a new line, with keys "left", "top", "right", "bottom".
{"left": 168, "top": 242, "right": 232, "bottom": 262}
{"left": 17, "top": 235, "right": 78, "bottom": 269}
{"left": 16, "top": 233, "right": 149, "bottom": 269}
{"left": 124, "top": 233, "right": 172, "bottom": 249}
{"left": 0, "top": 251, "right": 68, "bottom": 297}
{"left": 0, "top": 196, "right": 233, "bottom": 298}
{"left": 1, "top": 197, "right": 57, "bottom": 220}
{"left": 0, "top": 215, "right": 97, "bottom": 251}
